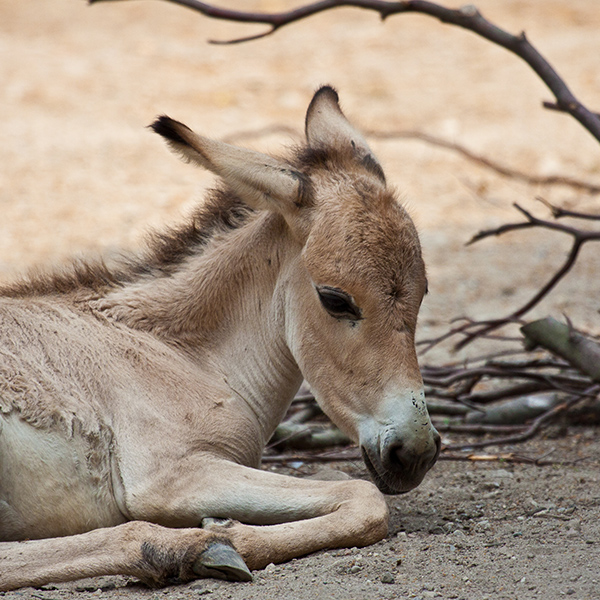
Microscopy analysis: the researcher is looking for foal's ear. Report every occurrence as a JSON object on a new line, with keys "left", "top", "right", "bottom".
{"left": 305, "top": 86, "right": 385, "bottom": 184}
{"left": 151, "top": 116, "right": 310, "bottom": 214}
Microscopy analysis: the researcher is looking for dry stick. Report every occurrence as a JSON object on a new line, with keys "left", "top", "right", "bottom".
{"left": 423, "top": 355, "right": 583, "bottom": 383}
{"left": 456, "top": 382, "right": 551, "bottom": 405}
{"left": 91, "top": 0, "right": 600, "bottom": 143}
{"left": 422, "top": 346, "right": 533, "bottom": 369}
{"left": 425, "top": 381, "right": 552, "bottom": 405}
{"left": 543, "top": 101, "right": 600, "bottom": 120}
{"left": 442, "top": 408, "right": 559, "bottom": 451}
{"left": 261, "top": 448, "right": 579, "bottom": 466}
{"left": 418, "top": 203, "right": 600, "bottom": 352}
{"left": 484, "top": 355, "right": 571, "bottom": 370}
{"left": 521, "top": 317, "right": 600, "bottom": 382}
{"left": 422, "top": 350, "right": 589, "bottom": 406}
{"left": 426, "top": 401, "right": 470, "bottom": 415}
{"left": 537, "top": 196, "right": 600, "bottom": 220}
{"left": 440, "top": 451, "right": 586, "bottom": 466}
{"left": 224, "top": 125, "right": 600, "bottom": 194}
{"left": 367, "top": 129, "right": 600, "bottom": 193}
{"left": 457, "top": 205, "right": 600, "bottom": 349}
{"left": 434, "top": 423, "right": 527, "bottom": 434}
{"left": 418, "top": 316, "right": 521, "bottom": 354}
{"left": 442, "top": 389, "right": 597, "bottom": 452}
{"left": 422, "top": 363, "right": 587, "bottom": 390}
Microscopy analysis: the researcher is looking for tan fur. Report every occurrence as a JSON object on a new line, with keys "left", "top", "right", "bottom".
{"left": 0, "top": 86, "right": 439, "bottom": 590}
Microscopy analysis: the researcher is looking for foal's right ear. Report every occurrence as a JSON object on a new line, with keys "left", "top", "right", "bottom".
{"left": 151, "top": 116, "right": 310, "bottom": 215}
{"left": 305, "top": 86, "right": 385, "bottom": 184}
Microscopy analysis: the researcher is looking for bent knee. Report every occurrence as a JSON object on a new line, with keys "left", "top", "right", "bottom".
{"left": 337, "top": 479, "right": 389, "bottom": 544}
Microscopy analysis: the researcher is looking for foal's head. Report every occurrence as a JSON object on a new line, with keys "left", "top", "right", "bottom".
{"left": 152, "top": 86, "right": 440, "bottom": 494}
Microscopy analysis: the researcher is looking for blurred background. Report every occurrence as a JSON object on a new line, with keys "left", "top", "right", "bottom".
{"left": 2, "top": 0, "right": 600, "bottom": 360}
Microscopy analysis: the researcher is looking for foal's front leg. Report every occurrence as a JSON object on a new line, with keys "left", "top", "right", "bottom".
{"left": 130, "top": 459, "right": 390, "bottom": 572}
{"left": 0, "top": 463, "right": 388, "bottom": 590}
{"left": 0, "top": 521, "right": 251, "bottom": 591}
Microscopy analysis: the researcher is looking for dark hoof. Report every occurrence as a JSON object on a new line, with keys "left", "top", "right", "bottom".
{"left": 193, "top": 542, "right": 252, "bottom": 582}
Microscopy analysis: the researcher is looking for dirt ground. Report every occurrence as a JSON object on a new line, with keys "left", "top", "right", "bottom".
{"left": 4, "top": 437, "right": 599, "bottom": 600}
{"left": 2, "top": 0, "right": 600, "bottom": 598}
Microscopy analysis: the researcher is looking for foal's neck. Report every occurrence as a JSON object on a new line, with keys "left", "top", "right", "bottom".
{"left": 102, "top": 212, "right": 291, "bottom": 334}
{"left": 98, "top": 211, "right": 304, "bottom": 435}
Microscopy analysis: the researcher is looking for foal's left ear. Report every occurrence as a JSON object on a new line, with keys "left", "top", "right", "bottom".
{"left": 305, "top": 86, "right": 385, "bottom": 184}
{"left": 151, "top": 116, "right": 309, "bottom": 214}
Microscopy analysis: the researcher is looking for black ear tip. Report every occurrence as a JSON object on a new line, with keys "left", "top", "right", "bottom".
{"left": 149, "top": 115, "right": 174, "bottom": 136}
{"left": 306, "top": 86, "right": 342, "bottom": 127}
{"left": 149, "top": 116, "right": 189, "bottom": 145}
{"left": 314, "top": 85, "right": 339, "bottom": 103}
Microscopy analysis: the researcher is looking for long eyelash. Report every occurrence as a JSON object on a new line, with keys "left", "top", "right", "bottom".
{"left": 316, "top": 286, "right": 362, "bottom": 320}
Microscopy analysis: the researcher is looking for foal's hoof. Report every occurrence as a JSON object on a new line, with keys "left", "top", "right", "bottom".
{"left": 193, "top": 542, "right": 252, "bottom": 582}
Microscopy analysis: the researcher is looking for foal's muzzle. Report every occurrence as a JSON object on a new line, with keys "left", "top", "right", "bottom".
{"left": 361, "top": 428, "right": 441, "bottom": 494}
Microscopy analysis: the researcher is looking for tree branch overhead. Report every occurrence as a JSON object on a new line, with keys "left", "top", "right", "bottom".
{"left": 91, "top": 0, "right": 600, "bottom": 143}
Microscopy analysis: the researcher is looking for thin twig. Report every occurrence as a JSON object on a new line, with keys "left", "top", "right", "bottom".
{"left": 449, "top": 382, "right": 553, "bottom": 405}
{"left": 439, "top": 451, "right": 576, "bottom": 466}
{"left": 439, "top": 203, "right": 600, "bottom": 350}
{"left": 92, "top": 0, "right": 600, "bottom": 143}
{"left": 223, "top": 125, "right": 600, "bottom": 193}
{"left": 422, "top": 364, "right": 585, "bottom": 389}
{"left": 262, "top": 448, "right": 583, "bottom": 466}
{"left": 442, "top": 391, "right": 593, "bottom": 451}
{"left": 537, "top": 196, "right": 600, "bottom": 220}
{"left": 368, "top": 129, "right": 600, "bottom": 193}
{"left": 543, "top": 100, "right": 600, "bottom": 119}
{"left": 434, "top": 423, "right": 528, "bottom": 434}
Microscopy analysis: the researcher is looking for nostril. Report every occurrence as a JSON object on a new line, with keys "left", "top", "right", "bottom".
{"left": 388, "top": 434, "right": 441, "bottom": 475}
{"left": 389, "top": 442, "right": 422, "bottom": 476}
{"left": 388, "top": 442, "right": 406, "bottom": 470}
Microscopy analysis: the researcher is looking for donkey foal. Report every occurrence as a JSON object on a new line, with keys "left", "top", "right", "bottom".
{"left": 0, "top": 86, "right": 440, "bottom": 590}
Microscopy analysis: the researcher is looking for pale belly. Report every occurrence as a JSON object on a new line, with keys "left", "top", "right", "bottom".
{"left": 0, "top": 413, "right": 126, "bottom": 541}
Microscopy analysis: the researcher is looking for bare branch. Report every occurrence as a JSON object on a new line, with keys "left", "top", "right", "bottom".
{"left": 543, "top": 100, "right": 600, "bottom": 119}
{"left": 536, "top": 197, "right": 600, "bottom": 220}
{"left": 444, "top": 203, "right": 600, "bottom": 350}
{"left": 92, "top": 0, "right": 600, "bottom": 143}
{"left": 368, "top": 130, "right": 600, "bottom": 193}
{"left": 521, "top": 318, "right": 600, "bottom": 383}
{"left": 469, "top": 203, "right": 600, "bottom": 244}
{"left": 434, "top": 422, "right": 528, "bottom": 434}
{"left": 223, "top": 125, "right": 600, "bottom": 193}
{"left": 443, "top": 396, "right": 580, "bottom": 451}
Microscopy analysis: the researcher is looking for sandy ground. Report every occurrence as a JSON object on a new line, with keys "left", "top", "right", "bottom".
{"left": 5, "top": 434, "right": 599, "bottom": 600}
{"left": 1, "top": 0, "right": 600, "bottom": 598}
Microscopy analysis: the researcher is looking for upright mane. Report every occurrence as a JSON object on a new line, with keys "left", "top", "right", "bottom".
{"left": 0, "top": 187, "right": 252, "bottom": 300}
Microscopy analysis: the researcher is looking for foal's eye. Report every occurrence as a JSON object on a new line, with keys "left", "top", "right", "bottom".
{"left": 316, "top": 286, "right": 362, "bottom": 321}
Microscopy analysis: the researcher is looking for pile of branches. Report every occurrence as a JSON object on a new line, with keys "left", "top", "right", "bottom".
{"left": 94, "top": 0, "right": 600, "bottom": 463}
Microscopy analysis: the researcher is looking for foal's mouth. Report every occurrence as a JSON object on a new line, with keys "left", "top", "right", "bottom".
{"left": 360, "top": 446, "right": 407, "bottom": 496}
